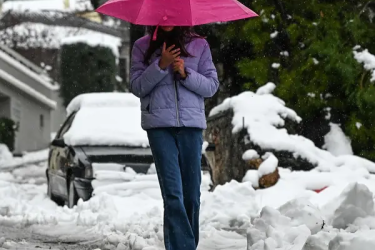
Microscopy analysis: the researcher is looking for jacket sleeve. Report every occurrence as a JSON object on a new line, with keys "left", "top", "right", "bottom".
{"left": 181, "top": 41, "right": 219, "bottom": 98}
{"left": 130, "top": 43, "right": 169, "bottom": 98}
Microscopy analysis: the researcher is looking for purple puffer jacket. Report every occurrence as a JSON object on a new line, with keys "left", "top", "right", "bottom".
{"left": 130, "top": 35, "right": 219, "bottom": 130}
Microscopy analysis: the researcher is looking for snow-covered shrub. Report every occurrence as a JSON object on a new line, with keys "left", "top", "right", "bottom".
{"left": 0, "top": 117, "right": 18, "bottom": 152}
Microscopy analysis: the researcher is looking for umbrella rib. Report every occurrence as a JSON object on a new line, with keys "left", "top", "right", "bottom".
{"left": 188, "top": 0, "right": 194, "bottom": 26}
{"left": 134, "top": 0, "right": 146, "bottom": 25}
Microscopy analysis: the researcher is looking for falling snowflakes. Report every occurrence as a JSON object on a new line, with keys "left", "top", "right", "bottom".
{"left": 272, "top": 63, "right": 280, "bottom": 69}
{"left": 280, "top": 51, "right": 289, "bottom": 57}
{"left": 270, "top": 31, "right": 279, "bottom": 39}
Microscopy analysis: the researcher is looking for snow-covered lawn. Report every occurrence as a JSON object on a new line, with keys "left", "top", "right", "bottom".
{"left": 1, "top": 154, "right": 375, "bottom": 249}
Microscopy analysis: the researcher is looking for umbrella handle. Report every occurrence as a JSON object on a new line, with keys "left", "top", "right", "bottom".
{"left": 152, "top": 16, "right": 168, "bottom": 41}
{"left": 152, "top": 26, "right": 159, "bottom": 41}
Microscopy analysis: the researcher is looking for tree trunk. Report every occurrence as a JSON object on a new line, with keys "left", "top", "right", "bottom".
{"left": 204, "top": 109, "right": 316, "bottom": 188}
{"left": 204, "top": 109, "right": 248, "bottom": 187}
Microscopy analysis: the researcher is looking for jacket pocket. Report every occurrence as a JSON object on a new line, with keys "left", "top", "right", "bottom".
{"left": 149, "top": 92, "right": 154, "bottom": 114}
{"left": 141, "top": 95, "right": 150, "bottom": 112}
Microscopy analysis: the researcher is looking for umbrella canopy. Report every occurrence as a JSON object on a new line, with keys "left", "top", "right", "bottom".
{"left": 96, "top": 0, "right": 258, "bottom": 26}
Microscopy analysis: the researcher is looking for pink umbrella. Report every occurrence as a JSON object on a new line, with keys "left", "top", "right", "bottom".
{"left": 96, "top": 0, "right": 258, "bottom": 27}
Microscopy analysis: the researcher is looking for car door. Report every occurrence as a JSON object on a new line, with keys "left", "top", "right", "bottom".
{"left": 49, "top": 113, "right": 76, "bottom": 198}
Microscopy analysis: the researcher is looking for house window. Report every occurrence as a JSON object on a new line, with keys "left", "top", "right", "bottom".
{"left": 40, "top": 114, "right": 44, "bottom": 128}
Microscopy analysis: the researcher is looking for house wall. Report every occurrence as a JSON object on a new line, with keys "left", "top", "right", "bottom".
{"left": 0, "top": 51, "right": 54, "bottom": 97}
{"left": 0, "top": 94, "right": 11, "bottom": 117}
{"left": 0, "top": 79, "right": 52, "bottom": 153}
{"left": 13, "top": 48, "right": 60, "bottom": 83}
{"left": 12, "top": 48, "right": 67, "bottom": 133}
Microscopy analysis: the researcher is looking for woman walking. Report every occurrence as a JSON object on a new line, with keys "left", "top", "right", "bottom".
{"left": 130, "top": 26, "right": 219, "bottom": 250}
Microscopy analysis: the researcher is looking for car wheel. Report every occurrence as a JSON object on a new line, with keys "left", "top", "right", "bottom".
{"left": 67, "top": 175, "right": 79, "bottom": 209}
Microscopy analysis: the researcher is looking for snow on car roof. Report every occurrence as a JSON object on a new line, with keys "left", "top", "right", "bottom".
{"left": 64, "top": 93, "right": 148, "bottom": 147}
{"left": 66, "top": 92, "right": 140, "bottom": 115}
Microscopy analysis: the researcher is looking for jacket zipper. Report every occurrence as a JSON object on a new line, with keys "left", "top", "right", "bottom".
{"left": 174, "top": 80, "right": 180, "bottom": 126}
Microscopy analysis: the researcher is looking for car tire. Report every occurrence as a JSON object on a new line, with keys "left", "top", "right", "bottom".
{"left": 67, "top": 175, "right": 79, "bottom": 209}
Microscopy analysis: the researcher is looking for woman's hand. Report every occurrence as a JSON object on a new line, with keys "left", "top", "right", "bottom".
{"left": 173, "top": 58, "right": 187, "bottom": 78}
{"left": 159, "top": 43, "right": 180, "bottom": 70}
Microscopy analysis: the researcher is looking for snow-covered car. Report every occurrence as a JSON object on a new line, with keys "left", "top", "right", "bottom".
{"left": 47, "top": 93, "right": 211, "bottom": 208}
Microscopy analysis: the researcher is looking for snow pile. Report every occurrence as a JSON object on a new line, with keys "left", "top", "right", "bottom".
{"left": 278, "top": 199, "right": 324, "bottom": 234}
{"left": 353, "top": 49, "right": 375, "bottom": 82}
{"left": 2, "top": 159, "right": 375, "bottom": 249}
{"left": 243, "top": 153, "right": 279, "bottom": 188}
{"left": 243, "top": 149, "right": 260, "bottom": 160}
{"left": 329, "top": 183, "right": 374, "bottom": 229}
{"left": 258, "top": 153, "right": 278, "bottom": 177}
{"left": 323, "top": 123, "right": 353, "bottom": 156}
{"left": 247, "top": 206, "right": 315, "bottom": 250}
{"left": 0, "top": 23, "right": 121, "bottom": 50}
{"left": 64, "top": 93, "right": 148, "bottom": 147}
{"left": 0, "top": 144, "right": 13, "bottom": 167}
{"left": 247, "top": 183, "right": 375, "bottom": 250}
{"left": 0, "top": 147, "right": 48, "bottom": 170}
{"left": 61, "top": 33, "right": 121, "bottom": 58}
{"left": 256, "top": 82, "right": 276, "bottom": 95}
{"left": 209, "top": 84, "right": 375, "bottom": 173}
{"left": 243, "top": 170, "right": 259, "bottom": 188}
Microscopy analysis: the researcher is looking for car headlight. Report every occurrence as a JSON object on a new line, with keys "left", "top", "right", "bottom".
{"left": 78, "top": 160, "right": 93, "bottom": 179}
{"left": 84, "top": 166, "right": 93, "bottom": 179}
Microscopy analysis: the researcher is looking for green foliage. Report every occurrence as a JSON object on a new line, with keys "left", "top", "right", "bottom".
{"left": 90, "top": 0, "right": 106, "bottom": 9}
{"left": 234, "top": 0, "right": 375, "bottom": 160}
{"left": 59, "top": 43, "right": 117, "bottom": 107}
{"left": 0, "top": 117, "right": 18, "bottom": 152}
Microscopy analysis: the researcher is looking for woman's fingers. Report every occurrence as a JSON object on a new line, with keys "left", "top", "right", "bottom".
{"left": 171, "top": 48, "right": 180, "bottom": 54}
{"left": 162, "top": 43, "right": 166, "bottom": 52}
{"left": 166, "top": 44, "right": 175, "bottom": 52}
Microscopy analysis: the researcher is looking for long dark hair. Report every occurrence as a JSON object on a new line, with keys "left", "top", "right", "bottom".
{"left": 143, "top": 26, "right": 203, "bottom": 64}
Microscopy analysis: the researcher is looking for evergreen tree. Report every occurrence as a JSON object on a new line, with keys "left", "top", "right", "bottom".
{"left": 235, "top": 0, "right": 375, "bottom": 159}
{"left": 59, "top": 43, "right": 117, "bottom": 107}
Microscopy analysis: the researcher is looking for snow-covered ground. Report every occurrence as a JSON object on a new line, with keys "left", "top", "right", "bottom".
{"left": 1, "top": 151, "right": 375, "bottom": 250}
{"left": 0, "top": 144, "right": 49, "bottom": 171}
{"left": 2, "top": 87, "right": 375, "bottom": 249}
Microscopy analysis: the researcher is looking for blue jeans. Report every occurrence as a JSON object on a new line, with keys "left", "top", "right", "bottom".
{"left": 147, "top": 127, "right": 203, "bottom": 250}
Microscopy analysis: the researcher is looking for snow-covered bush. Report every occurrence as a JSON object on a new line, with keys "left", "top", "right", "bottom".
{"left": 208, "top": 83, "right": 375, "bottom": 180}
{"left": 0, "top": 117, "right": 18, "bottom": 152}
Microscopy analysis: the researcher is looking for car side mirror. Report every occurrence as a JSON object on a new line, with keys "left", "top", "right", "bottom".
{"left": 51, "top": 138, "right": 66, "bottom": 148}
